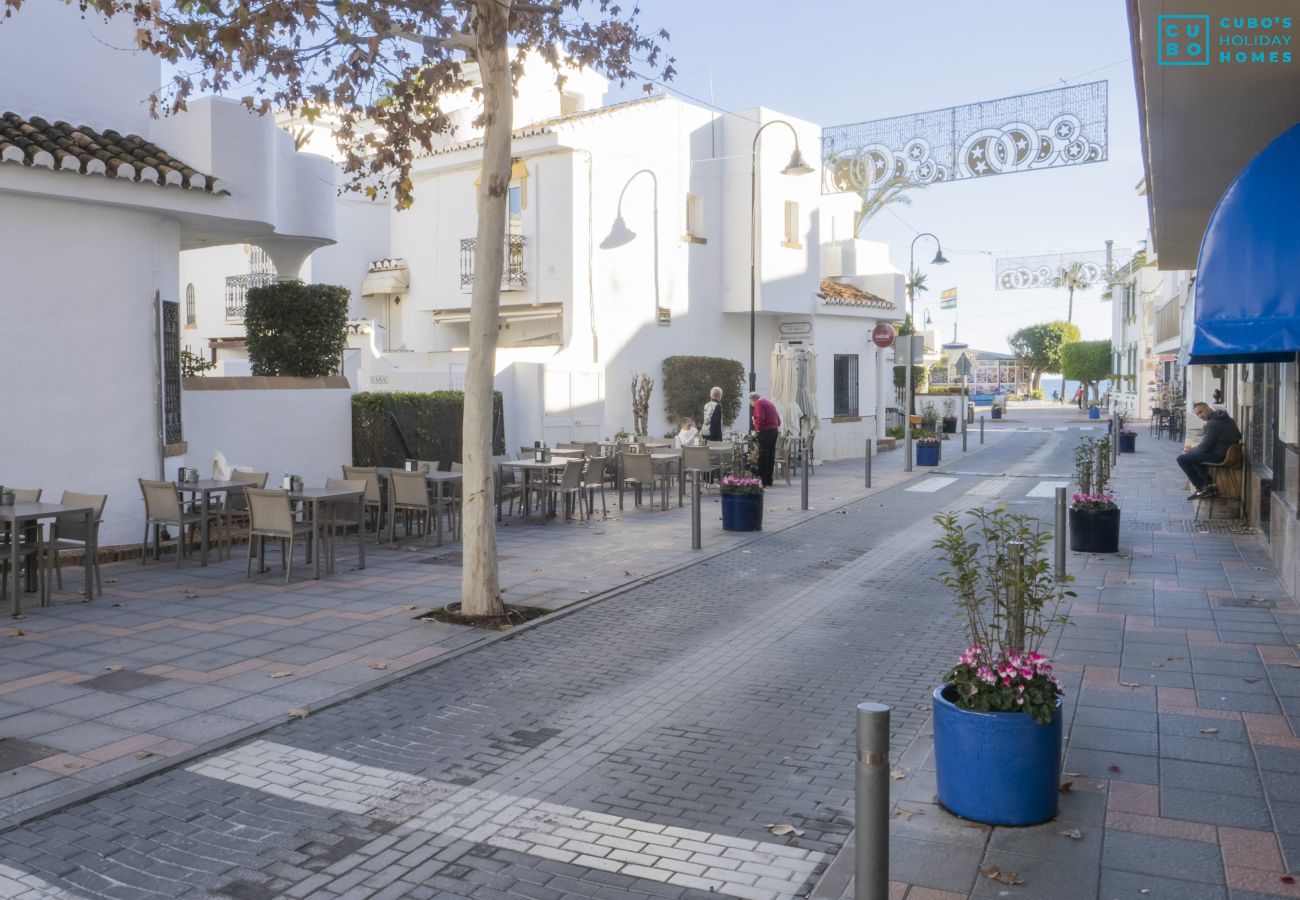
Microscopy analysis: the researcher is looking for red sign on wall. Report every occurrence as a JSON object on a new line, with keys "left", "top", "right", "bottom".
{"left": 872, "top": 323, "right": 896, "bottom": 349}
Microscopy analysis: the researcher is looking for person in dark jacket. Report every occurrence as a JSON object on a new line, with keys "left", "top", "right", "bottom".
{"left": 1177, "top": 402, "right": 1242, "bottom": 499}
{"left": 701, "top": 386, "right": 724, "bottom": 441}
{"left": 750, "top": 390, "right": 781, "bottom": 486}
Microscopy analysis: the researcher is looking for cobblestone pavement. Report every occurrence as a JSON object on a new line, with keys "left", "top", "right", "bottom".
{"left": 0, "top": 441, "right": 952, "bottom": 827}
{"left": 0, "top": 423, "right": 1069, "bottom": 899}
{"left": 817, "top": 416, "right": 1300, "bottom": 900}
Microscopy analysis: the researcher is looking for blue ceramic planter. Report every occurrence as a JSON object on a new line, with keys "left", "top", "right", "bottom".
{"left": 1119, "top": 432, "right": 1136, "bottom": 453}
{"left": 721, "top": 492, "right": 763, "bottom": 531}
{"left": 1087, "top": 407, "right": 1101, "bottom": 419}
{"left": 932, "top": 685, "right": 1063, "bottom": 826}
{"left": 916, "top": 444, "right": 940, "bottom": 467}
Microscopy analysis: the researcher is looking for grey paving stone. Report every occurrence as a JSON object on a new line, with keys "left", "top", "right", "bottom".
{"left": 1160, "top": 786, "right": 1272, "bottom": 829}
{"left": 970, "top": 848, "right": 1100, "bottom": 899}
{"left": 887, "top": 835, "right": 982, "bottom": 894}
{"left": 1101, "top": 830, "right": 1225, "bottom": 884}
{"left": 1098, "top": 868, "right": 1227, "bottom": 900}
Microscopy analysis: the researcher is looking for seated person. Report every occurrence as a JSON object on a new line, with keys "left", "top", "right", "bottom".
{"left": 674, "top": 417, "right": 700, "bottom": 448}
{"left": 1177, "top": 402, "right": 1241, "bottom": 499}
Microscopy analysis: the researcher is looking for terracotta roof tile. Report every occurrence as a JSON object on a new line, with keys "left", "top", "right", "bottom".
{"left": 817, "top": 279, "right": 895, "bottom": 310}
{"left": 0, "top": 112, "right": 228, "bottom": 194}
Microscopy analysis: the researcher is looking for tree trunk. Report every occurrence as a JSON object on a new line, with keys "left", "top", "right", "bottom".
{"left": 460, "top": 0, "right": 512, "bottom": 619}
{"left": 1067, "top": 285, "right": 1075, "bottom": 323}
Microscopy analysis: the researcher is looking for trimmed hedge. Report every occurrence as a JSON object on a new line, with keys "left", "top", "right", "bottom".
{"left": 352, "top": 391, "right": 505, "bottom": 467}
{"left": 245, "top": 281, "right": 349, "bottom": 377}
{"left": 662, "top": 355, "right": 745, "bottom": 427}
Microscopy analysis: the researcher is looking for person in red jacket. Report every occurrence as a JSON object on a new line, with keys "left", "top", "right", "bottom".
{"left": 749, "top": 390, "right": 782, "bottom": 486}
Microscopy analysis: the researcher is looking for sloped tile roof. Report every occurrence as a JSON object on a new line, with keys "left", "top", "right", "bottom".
{"left": 0, "top": 112, "right": 228, "bottom": 194}
{"left": 817, "top": 279, "right": 895, "bottom": 310}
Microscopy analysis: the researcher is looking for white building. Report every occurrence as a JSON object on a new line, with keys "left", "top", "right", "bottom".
{"left": 0, "top": 3, "right": 336, "bottom": 545}
{"left": 183, "top": 59, "right": 905, "bottom": 458}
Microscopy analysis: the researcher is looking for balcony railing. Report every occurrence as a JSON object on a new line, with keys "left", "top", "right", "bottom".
{"left": 225, "top": 272, "right": 276, "bottom": 321}
{"left": 460, "top": 234, "right": 526, "bottom": 292}
{"left": 1155, "top": 299, "right": 1180, "bottom": 345}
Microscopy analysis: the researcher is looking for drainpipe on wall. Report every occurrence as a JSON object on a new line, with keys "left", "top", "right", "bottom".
{"left": 152, "top": 290, "right": 166, "bottom": 480}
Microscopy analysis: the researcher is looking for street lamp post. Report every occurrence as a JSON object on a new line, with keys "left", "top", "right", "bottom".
{"left": 750, "top": 120, "right": 814, "bottom": 394}
{"left": 903, "top": 233, "right": 948, "bottom": 473}
{"left": 600, "top": 168, "right": 661, "bottom": 321}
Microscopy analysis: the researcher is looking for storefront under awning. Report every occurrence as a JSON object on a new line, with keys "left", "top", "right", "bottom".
{"left": 1187, "top": 122, "right": 1300, "bottom": 365}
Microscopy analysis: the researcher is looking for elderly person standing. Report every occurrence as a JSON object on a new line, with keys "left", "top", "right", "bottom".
{"left": 1178, "top": 402, "right": 1242, "bottom": 499}
{"left": 749, "top": 390, "right": 781, "bottom": 487}
{"left": 701, "top": 386, "right": 724, "bottom": 441}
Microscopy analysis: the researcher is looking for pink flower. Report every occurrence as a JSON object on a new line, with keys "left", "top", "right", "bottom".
{"left": 1016, "top": 696, "right": 1025, "bottom": 705}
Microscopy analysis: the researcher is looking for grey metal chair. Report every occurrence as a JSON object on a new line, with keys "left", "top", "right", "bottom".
{"left": 619, "top": 452, "right": 656, "bottom": 509}
{"left": 541, "top": 459, "right": 586, "bottom": 520}
{"left": 342, "top": 466, "right": 384, "bottom": 542}
{"left": 139, "top": 479, "right": 221, "bottom": 566}
{"left": 245, "top": 488, "right": 314, "bottom": 583}
{"left": 50, "top": 490, "right": 107, "bottom": 595}
{"left": 390, "top": 470, "right": 439, "bottom": 546}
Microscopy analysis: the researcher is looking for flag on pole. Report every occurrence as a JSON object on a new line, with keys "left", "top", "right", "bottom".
{"left": 940, "top": 288, "right": 957, "bottom": 310}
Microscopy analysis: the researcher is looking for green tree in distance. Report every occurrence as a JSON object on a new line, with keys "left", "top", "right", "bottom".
{"left": 1008, "top": 321, "right": 1081, "bottom": 392}
{"left": 1057, "top": 262, "right": 1092, "bottom": 324}
{"left": 1060, "top": 339, "right": 1112, "bottom": 405}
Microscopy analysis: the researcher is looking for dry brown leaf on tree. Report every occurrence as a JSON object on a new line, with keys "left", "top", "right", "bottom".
{"left": 981, "top": 866, "right": 1024, "bottom": 886}
{"left": 766, "top": 823, "right": 805, "bottom": 837}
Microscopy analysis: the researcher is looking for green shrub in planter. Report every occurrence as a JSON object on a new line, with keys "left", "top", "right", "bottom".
{"left": 245, "top": 281, "right": 349, "bottom": 377}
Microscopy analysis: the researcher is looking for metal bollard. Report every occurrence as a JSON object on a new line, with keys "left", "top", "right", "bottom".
{"left": 962, "top": 416, "right": 968, "bottom": 452}
{"left": 691, "top": 478, "right": 701, "bottom": 550}
{"left": 801, "top": 438, "right": 810, "bottom": 510}
{"left": 865, "top": 439, "right": 872, "bottom": 488}
{"left": 855, "top": 702, "right": 891, "bottom": 900}
{"left": 1055, "top": 486, "right": 1067, "bottom": 580}
{"left": 1111, "top": 421, "right": 1119, "bottom": 466}
{"left": 979, "top": 415, "right": 985, "bottom": 444}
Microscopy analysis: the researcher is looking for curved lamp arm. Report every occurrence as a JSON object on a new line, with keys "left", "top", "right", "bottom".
{"left": 608, "top": 169, "right": 660, "bottom": 318}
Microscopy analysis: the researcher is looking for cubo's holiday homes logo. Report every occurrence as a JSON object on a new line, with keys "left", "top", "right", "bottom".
{"left": 1158, "top": 14, "right": 1294, "bottom": 66}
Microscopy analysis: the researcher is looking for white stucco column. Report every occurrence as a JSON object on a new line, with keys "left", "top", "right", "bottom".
{"left": 254, "top": 237, "right": 329, "bottom": 281}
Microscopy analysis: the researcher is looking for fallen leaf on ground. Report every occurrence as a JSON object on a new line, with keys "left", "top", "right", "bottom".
{"left": 1151, "top": 663, "right": 1163, "bottom": 668}
{"left": 110, "top": 603, "right": 124, "bottom": 607}
{"left": 889, "top": 768, "right": 907, "bottom": 780}
{"left": 1139, "top": 890, "right": 1150, "bottom": 895}
{"left": 287, "top": 708, "right": 310, "bottom": 720}
{"left": 1119, "top": 681, "right": 1141, "bottom": 688}
{"left": 406, "top": 547, "right": 419, "bottom": 553}
{"left": 1059, "top": 781, "right": 1074, "bottom": 794}
{"left": 622, "top": 570, "right": 633, "bottom": 576}
{"left": 1108, "top": 764, "right": 1122, "bottom": 773}
{"left": 268, "top": 671, "right": 292, "bottom": 679}
{"left": 106, "top": 578, "right": 117, "bottom": 584}
{"left": 766, "top": 823, "right": 805, "bottom": 837}
{"left": 180, "top": 589, "right": 198, "bottom": 598}
{"left": 1282, "top": 875, "right": 1297, "bottom": 885}
{"left": 980, "top": 866, "right": 1024, "bottom": 886}
{"left": 399, "top": 605, "right": 417, "bottom": 611}
{"left": 6, "top": 630, "right": 25, "bottom": 638}
{"left": 103, "top": 665, "right": 122, "bottom": 672}
{"left": 1243, "top": 677, "right": 1260, "bottom": 683}
{"left": 890, "top": 807, "right": 924, "bottom": 820}
{"left": 11, "top": 614, "right": 24, "bottom": 620}
{"left": 62, "top": 762, "right": 82, "bottom": 770}
{"left": 369, "top": 662, "right": 389, "bottom": 670}
{"left": 386, "top": 543, "right": 399, "bottom": 550}
{"left": 1201, "top": 728, "right": 1219, "bottom": 735}
{"left": 1060, "top": 828, "right": 1084, "bottom": 840}
{"left": 1285, "top": 663, "right": 1300, "bottom": 670}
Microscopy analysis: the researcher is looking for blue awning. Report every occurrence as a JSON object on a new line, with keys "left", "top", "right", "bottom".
{"left": 1187, "top": 122, "right": 1300, "bottom": 365}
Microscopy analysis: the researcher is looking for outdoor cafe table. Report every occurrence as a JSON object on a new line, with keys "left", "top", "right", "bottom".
{"left": 1, "top": 501, "right": 95, "bottom": 615}
{"left": 503, "top": 459, "right": 566, "bottom": 522}
{"left": 650, "top": 453, "right": 685, "bottom": 510}
{"left": 375, "top": 468, "right": 463, "bottom": 545}
{"left": 287, "top": 485, "right": 366, "bottom": 579}
{"left": 178, "top": 479, "right": 248, "bottom": 566}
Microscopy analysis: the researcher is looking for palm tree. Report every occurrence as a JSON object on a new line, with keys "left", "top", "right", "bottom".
{"left": 1057, "top": 262, "right": 1091, "bottom": 324}
{"left": 855, "top": 175, "right": 924, "bottom": 233}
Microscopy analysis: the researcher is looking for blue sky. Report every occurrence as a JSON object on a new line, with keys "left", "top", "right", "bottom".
{"left": 609, "top": 0, "right": 1149, "bottom": 354}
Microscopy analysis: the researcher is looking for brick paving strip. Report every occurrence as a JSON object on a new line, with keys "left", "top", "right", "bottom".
{"left": 0, "top": 441, "right": 997, "bottom": 829}
{"left": 814, "top": 426, "right": 1300, "bottom": 900}
{"left": 0, "top": 428, "right": 1053, "bottom": 899}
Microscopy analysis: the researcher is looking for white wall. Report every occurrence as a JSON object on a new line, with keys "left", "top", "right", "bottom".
{"left": 181, "top": 379, "right": 353, "bottom": 488}
{"left": 0, "top": 195, "right": 179, "bottom": 547}
{"left": 0, "top": 3, "right": 156, "bottom": 136}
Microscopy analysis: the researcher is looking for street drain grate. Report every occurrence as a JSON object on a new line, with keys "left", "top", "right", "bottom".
{"left": 0, "top": 738, "right": 61, "bottom": 773}
{"left": 1167, "top": 519, "right": 1255, "bottom": 535}
{"left": 1218, "top": 597, "right": 1279, "bottom": 609}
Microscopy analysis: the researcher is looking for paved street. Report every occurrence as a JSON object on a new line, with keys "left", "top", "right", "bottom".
{"left": 4, "top": 409, "right": 1296, "bottom": 900}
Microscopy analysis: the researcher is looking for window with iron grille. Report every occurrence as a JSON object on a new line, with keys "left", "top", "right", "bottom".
{"left": 833, "top": 353, "right": 859, "bottom": 416}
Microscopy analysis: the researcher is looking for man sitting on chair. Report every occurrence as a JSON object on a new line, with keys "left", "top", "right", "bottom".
{"left": 1177, "top": 402, "right": 1241, "bottom": 500}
